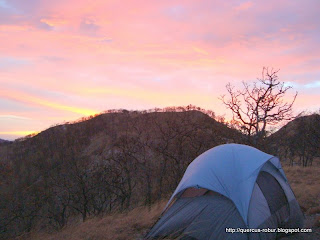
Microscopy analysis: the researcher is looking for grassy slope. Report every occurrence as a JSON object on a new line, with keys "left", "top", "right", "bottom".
{"left": 285, "top": 166, "right": 320, "bottom": 211}
{"left": 20, "top": 201, "right": 167, "bottom": 240}
{"left": 19, "top": 166, "right": 320, "bottom": 240}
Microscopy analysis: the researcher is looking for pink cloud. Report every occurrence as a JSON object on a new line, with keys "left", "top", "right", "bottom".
{"left": 0, "top": 0, "right": 319, "bottom": 139}
{"left": 234, "top": 1, "right": 253, "bottom": 12}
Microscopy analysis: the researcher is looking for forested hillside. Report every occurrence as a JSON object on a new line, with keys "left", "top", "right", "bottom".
{"left": 0, "top": 108, "right": 242, "bottom": 239}
{"left": 266, "top": 113, "right": 320, "bottom": 166}
{"left": 0, "top": 107, "right": 319, "bottom": 239}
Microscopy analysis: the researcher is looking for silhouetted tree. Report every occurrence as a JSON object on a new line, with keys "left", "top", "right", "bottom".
{"left": 221, "top": 67, "right": 297, "bottom": 146}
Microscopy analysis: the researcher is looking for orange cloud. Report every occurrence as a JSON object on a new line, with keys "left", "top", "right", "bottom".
{"left": 40, "top": 18, "right": 68, "bottom": 27}
{"left": 40, "top": 100, "right": 97, "bottom": 116}
{"left": 0, "top": 131, "right": 38, "bottom": 136}
{"left": 0, "top": 89, "right": 97, "bottom": 116}
{"left": 84, "top": 86, "right": 213, "bottom": 103}
{"left": 193, "top": 47, "right": 209, "bottom": 55}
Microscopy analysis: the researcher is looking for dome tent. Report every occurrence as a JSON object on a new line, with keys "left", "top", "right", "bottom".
{"left": 145, "top": 144, "right": 304, "bottom": 240}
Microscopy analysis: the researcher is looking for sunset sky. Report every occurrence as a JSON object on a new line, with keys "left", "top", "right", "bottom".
{"left": 1, "top": 0, "right": 319, "bottom": 140}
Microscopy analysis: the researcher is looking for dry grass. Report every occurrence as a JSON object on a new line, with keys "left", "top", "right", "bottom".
{"left": 284, "top": 166, "right": 320, "bottom": 211}
{"left": 21, "top": 201, "right": 166, "bottom": 240}
{"left": 20, "top": 166, "right": 320, "bottom": 240}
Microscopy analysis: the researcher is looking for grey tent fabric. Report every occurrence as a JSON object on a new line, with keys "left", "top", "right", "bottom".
{"left": 256, "top": 171, "right": 288, "bottom": 214}
{"left": 145, "top": 144, "right": 304, "bottom": 240}
{"left": 248, "top": 183, "right": 271, "bottom": 228}
{"left": 146, "top": 192, "right": 247, "bottom": 240}
{"left": 247, "top": 172, "right": 290, "bottom": 240}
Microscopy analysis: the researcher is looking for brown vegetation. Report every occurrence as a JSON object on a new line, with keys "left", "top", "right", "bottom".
{"left": 284, "top": 166, "right": 320, "bottom": 211}
{"left": 20, "top": 200, "right": 167, "bottom": 240}
{"left": 266, "top": 114, "right": 320, "bottom": 167}
{"left": 16, "top": 166, "right": 320, "bottom": 240}
{"left": 0, "top": 107, "right": 242, "bottom": 239}
{"left": 0, "top": 106, "right": 319, "bottom": 240}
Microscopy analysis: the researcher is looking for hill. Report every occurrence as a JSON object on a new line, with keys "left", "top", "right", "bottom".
{"left": 0, "top": 109, "right": 243, "bottom": 239}
{"left": 265, "top": 114, "right": 320, "bottom": 166}
{"left": 0, "top": 139, "right": 10, "bottom": 144}
{"left": 1, "top": 109, "right": 319, "bottom": 239}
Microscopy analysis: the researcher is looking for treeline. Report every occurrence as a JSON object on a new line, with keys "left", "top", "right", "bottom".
{"left": 0, "top": 110, "right": 240, "bottom": 239}
{"left": 266, "top": 113, "right": 320, "bottom": 167}
{"left": 0, "top": 108, "right": 319, "bottom": 239}
{"left": 14, "top": 105, "right": 217, "bottom": 142}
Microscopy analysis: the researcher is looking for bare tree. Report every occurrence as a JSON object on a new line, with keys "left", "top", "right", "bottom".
{"left": 221, "top": 67, "right": 297, "bottom": 145}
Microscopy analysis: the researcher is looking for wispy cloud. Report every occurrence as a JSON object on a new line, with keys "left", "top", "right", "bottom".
{"left": 0, "top": 115, "right": 31, "bottom": 120}
{"left": 234, "top": 1, "right": 253, "bottom": 12}
{"left": 304, "top": 81, "right": 320, "bottom": 89}
{"left": 0, "top": 89, "right": 98, "bottom": 116}
{"left": 0, "top": 57, "right": 31, "bottom": 70}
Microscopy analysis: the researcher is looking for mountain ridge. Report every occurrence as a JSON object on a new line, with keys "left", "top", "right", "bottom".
{"left": 1, "top": 109, "right": 319, "bottom": 239}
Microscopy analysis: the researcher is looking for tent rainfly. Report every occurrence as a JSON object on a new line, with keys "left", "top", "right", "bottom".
{"left": 145, "top": 144, "right": 304, "bottom": 240}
